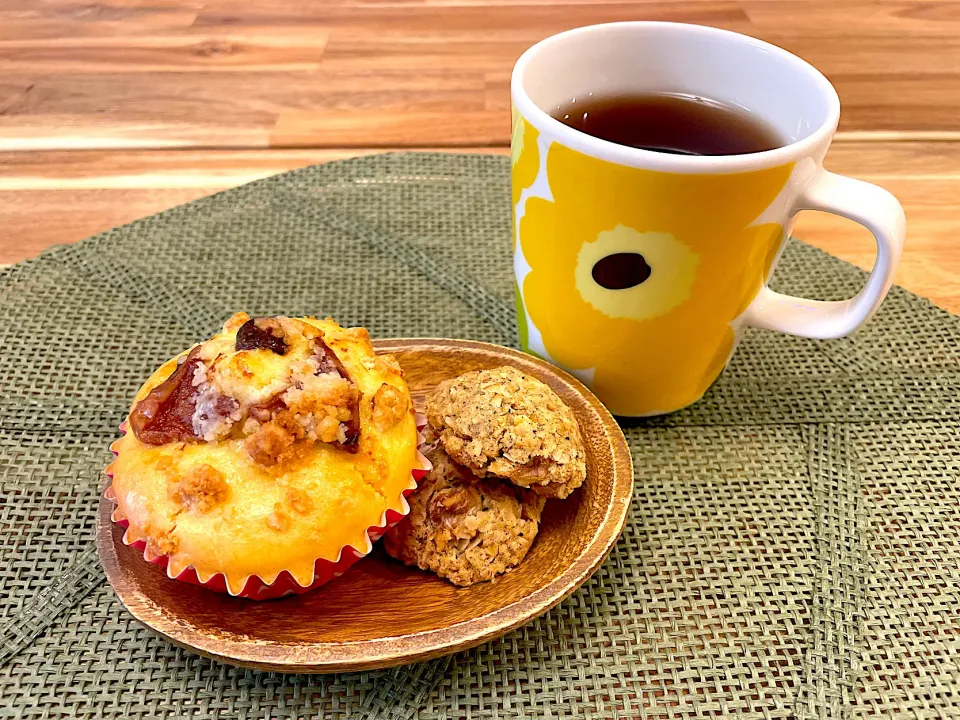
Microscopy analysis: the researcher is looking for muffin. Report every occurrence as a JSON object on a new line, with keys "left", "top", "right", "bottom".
{"left": 106, "top": 313, "right": 425, "bottom": 598}
{"left": 425, "top": 366, "right": 587, "bottom": 499}
{"left": 384, "top": 428, "right": 545, "bottom": 586}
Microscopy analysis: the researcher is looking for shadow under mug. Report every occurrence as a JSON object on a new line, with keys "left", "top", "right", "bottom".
{"left": 510, "top": 22, "right": 905, "bottom": 417}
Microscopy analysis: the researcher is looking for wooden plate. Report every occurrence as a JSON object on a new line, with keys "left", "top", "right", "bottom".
{"left": 98, "top": 339, "right": 633, "bottom": 673}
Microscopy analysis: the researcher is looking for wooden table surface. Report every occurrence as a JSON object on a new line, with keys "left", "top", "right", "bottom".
{"left": 2, "top": 1, "right": 958, "bottom": 312}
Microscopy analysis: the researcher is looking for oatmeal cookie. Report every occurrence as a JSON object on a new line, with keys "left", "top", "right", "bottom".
{"left": 383, "top": 430, "right": 545, "bottom": 586}
{"left": 425, "top": 366, "right": 586, "bottom": 499}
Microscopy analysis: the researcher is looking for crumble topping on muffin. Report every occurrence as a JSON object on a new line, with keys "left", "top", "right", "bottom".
{"left": 425, "top": 366, "right": 586, "bottom": 499}
{"left": 371, "top": 383, "right": 410, "bottom": 431}
{"left": 129, "top": 313, "right": 361, "bottom": 465}
{"left": 384, "top": 428, "right": 545, "bottom": 586}
{"left": 168, "top": 464, "right": 229, "bottom": 513}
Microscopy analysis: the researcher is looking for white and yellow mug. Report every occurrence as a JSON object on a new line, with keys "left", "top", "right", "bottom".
{"left": 511, "top": 22, "right": 905, "bottom": 416}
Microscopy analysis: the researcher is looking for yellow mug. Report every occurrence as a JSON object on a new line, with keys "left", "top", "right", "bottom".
{"left": 511, "top": 22, "right": 905, "bottom": 416}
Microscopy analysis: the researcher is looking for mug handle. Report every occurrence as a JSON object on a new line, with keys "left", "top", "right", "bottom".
{"left": 742, "top": 170, "right": 905, "bottom": 339}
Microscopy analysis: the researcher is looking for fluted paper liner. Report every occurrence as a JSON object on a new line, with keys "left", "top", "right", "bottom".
{"left": 105, "top": 414, "right": 431, "bottom": 600}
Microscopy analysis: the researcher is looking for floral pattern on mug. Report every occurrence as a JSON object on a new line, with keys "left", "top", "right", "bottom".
{"left": 511, "top": 106, "right": 540, "bottom": 233}
{"left": 518, "top": 142, "right": 794, "bottom": 415}
{"left": 511, "top": 104, "right": 541, "bottom": 352}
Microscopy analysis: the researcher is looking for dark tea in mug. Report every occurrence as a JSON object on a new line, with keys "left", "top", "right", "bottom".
{"left": 551, "top": 92, "right": 783, "bottom": 156}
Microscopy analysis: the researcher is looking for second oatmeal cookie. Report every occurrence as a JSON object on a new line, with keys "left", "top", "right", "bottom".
{"left": 425, "top": 366, "right": 587, "bottom": 499}
{"left": 383, "top": 429, "right": 545, "bottom": 586}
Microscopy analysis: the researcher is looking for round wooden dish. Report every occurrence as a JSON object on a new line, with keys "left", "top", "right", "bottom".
{"left": 98, "top": 339, "right": 633, "bottom": 673}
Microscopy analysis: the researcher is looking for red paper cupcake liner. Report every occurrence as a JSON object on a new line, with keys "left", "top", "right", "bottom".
{"left": 105, "top": 415, "right": 431, "bottom": 600}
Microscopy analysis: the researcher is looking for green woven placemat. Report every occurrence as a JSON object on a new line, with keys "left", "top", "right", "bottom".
{"left": 2, "top": 153, "right": 959, "bottom": 719}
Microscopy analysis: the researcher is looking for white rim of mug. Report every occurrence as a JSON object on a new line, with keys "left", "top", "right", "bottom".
{"left": 511, "top": 22, "right": 842, "bottom": 174}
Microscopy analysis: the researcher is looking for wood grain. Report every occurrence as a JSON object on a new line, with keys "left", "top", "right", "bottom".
{"left": 97, "top": 338, "right": 634, "bottom": 672}
{"left": 0, "top": 34, "right": 328, "bottom": 73}
{"left": 1, "top": 1, "right": 960, "bottom": 150}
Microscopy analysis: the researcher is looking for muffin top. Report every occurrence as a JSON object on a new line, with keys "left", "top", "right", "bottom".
{"left": 107, "top": 313, "right": 418, "bottom": 594}
{"left": 425, "top": 366, "right": 586, "bottom": 499}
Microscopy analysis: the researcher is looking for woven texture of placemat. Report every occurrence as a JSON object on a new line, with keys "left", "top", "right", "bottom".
{"left": 1, "top": 153, "right": 959, "bottom": 719}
